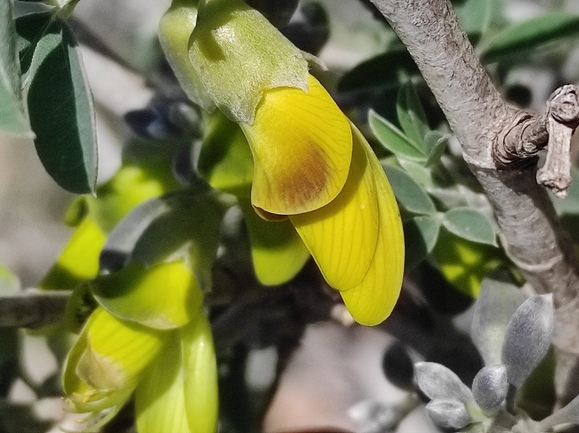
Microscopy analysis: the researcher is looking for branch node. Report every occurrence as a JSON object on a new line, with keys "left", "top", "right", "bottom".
{"left": 537, "top": 85, "right": 579, "bottom": 198}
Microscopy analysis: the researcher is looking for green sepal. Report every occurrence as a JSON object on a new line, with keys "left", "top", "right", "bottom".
{"left": 189, "top": 0, "right": 308, "bottom": 123}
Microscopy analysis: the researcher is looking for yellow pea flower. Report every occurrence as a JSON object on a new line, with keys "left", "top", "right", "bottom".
{"left": 62, "top": 307, "right": 167, "bottom": 426}
{"left": 160, "top": 0, "right": 405, "bottom": 324}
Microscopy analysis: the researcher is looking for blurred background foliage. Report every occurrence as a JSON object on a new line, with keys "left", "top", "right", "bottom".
{"left": 2, "top": 0, "right": 579, "bottom": 431}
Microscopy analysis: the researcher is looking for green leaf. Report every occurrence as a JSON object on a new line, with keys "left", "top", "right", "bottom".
{"left": 454, "top": 0, "right": 495, "bottom": 38}
{"left": 404, "top": 215, "right": 440, "bottom": 270}
{"left": 424, "top": 131, "right": 449, "bottom": 166}
{"left": 0, "top": 0, "right": 32, "bottom": 137}
{"left": 442, "top": 207, "right": 497, "bottom": 246}
{"left": 383, "top": 165, "right": 436, "bottom": 215}
{"left": 16, "top": 12, "right": 97, "bottom": 194}
{"left": 396, "top": 80, "right": 429, "bottom": 151}
{"left": 369, "top": 109, "right": 427, "bottom": 162}
{"left": 337, "top": 49, "right": 419, "bottom": 92}
{"left": 481, "top": 12, "right": 579, "bottom": 62}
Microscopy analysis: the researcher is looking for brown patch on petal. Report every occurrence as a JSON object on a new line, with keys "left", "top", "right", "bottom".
{"left": 277, "top": 141, "right": 331, "bottom": 210}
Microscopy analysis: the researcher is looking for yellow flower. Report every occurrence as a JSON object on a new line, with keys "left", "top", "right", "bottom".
{"left": 62, "top": 260, "right": 218, "bottom": 432}
{"left": 160, "top": 0, "right": 405, "bottom": 325}
{"left": 241, "top": 79, "right": 404, "bottom": 324}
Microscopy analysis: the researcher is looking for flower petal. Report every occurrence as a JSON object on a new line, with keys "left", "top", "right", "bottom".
{"left": 181, "top": 312, "right": 218, "bottom": 433}
{"left": 242, "top": 75, "right": 353, "bottom": 215}
{"left": 91, "top": 260, "right": 202, "bottom": 329}
{"left": 63, "top": 307, "right": 166, "bottom": 414}
{"left": 238, "top": 197, "right": 310, "bottom": 286}
{"left": 339, "top": 128, "right": 404, "bottom": 326}
{"left": 289, "top": 124, "right": 379, "bottom": 290}
{"left": 136, "top": 333, "right": 193, "bottom": 433}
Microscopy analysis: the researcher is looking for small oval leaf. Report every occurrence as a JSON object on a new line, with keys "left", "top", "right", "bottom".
{"left": 415, "top": 362, "right": 474, "bottom": 405}
{"left": 442, "top": 207, "right": 497, "bottom": 246}
{"left": 472, "top": 364, "right": 508, "bottom": 412}
{"left": 502, "top": 294, "right": 554, "bottom": 388}
{"left": 426, "top": 399, "right": 472, "bottom": 430}
{"left": 383, "top": 164, "right": 436, "bottom": 215}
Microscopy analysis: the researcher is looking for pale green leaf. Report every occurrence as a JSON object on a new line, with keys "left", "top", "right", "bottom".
{"left": 404, "top": 215, "right": 440, "bottom": 270}
{"left": 383, "top": 164, "right": 436, "bottom": 215}
{"left": 442, "top": 207, "right": 497, "bottom": 246}
{"left": 396, "top": 80, "right": 429, "bottom": 151}
{"left": 369, "top": 110, "right": 427, "bottom": 162}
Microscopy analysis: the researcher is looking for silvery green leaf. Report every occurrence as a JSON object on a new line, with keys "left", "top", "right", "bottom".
{"left": 472, "top": 364, "right": 508, "bottom": 412}
{"left": 426, "top": 399, "right": 472, "bottom": 430}
{"left": 537, "top": 392, "right": 579, "bottom": 431}
{"left": 502, "top": 294, "right": 553, "bottom": 388}
{"left": 471, "top": 274, "right": 526, "bottom": 365}
{"left": 415, "top": 362, "right": 474, "bottom": 404}
{"left": 348, "top": 400, "right": 400, "bottom": 433}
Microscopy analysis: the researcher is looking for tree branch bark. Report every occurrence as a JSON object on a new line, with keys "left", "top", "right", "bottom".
{"left": 368, "top": 0, "right": 579, "bottom": 406}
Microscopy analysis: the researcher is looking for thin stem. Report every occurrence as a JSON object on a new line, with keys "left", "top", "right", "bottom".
{"left": 0, "top": 289, "right": 70, "bottom": 328}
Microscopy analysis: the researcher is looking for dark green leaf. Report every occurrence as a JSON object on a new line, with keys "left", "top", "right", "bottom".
{"left": 454, "top": 0, "right": 495, "bottom": 37}
{"left": 396, "top": 80, "right": 429, "bottom": 151}
{"left": 481, "top": 13, "right": 579, "bottom": 62}
{"left": 17, "top": 12, "right": 97, "bottom": 194}
{"left": 383, "top": 164, "right": 436, "bottom": 214}
{"left": 403, "top": 215, "right": 440, "bottom": 270}
{"left": 369, "top": 109, "right": 427, "bottom": 162}
{"left": 424, "top": 131, "right": 449, "bottom": 166}
{"left": 337, "top": 49, "right": 418, "bottom": 92}
{"left": 0, "top": 0, "right": 31, "bottom": 137}
{"left": 442, "top": 207, "right": 497, "bottom": 245}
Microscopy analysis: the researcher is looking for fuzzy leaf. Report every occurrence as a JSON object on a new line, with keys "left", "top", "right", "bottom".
{"left": 403, "top": 215, "right": 440, "bottom": 270}
{"left": 442, "top": 207, "right": 497, "bottom": 246}
{"left": 502, "top": 294, "right": 554, "bottom": 387}
{"left": 471, "top": 274, "right": 526, "bottom": 365}
{"left": 383, "top": 165, "right": 436, "bottom": 215}
{"left": 426, "top": 399, "right": 472, "bottom": 430}
{"left": 415, "top": 362, "right": 474, "bottom": 405}
{"left": 472, "top": 364, "right": 508, "bottom": 412}
{"left": 17, "top": 12, "right": 97, "bottom": 193}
